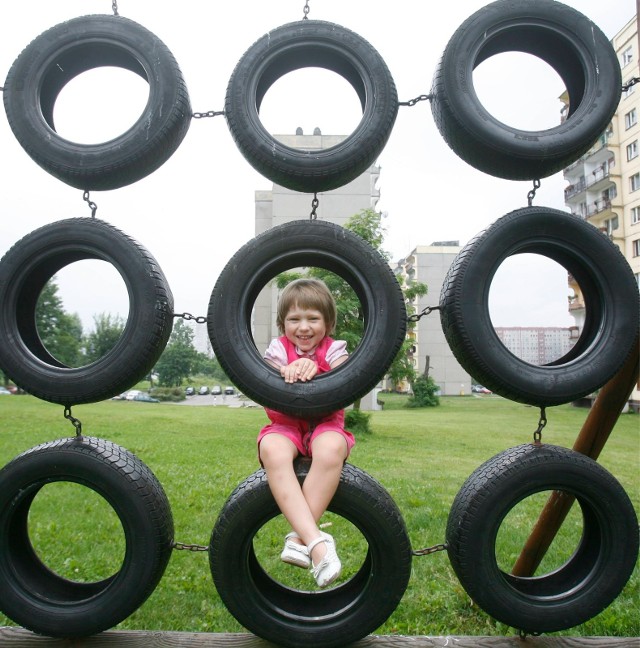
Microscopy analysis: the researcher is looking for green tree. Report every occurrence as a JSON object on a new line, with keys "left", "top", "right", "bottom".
{"left": 276, "top": 208, "right": 427, "bottom": 402}
{"left": 406, "top": 374, "right": 440, "bottom": 408}
{"left": 35, "top": 279, "right": 84, "bottom": 367}
{"left": 155, "top": 319, "right": 198, "bottom": 387}
{"left": 84, "top": 313, "right": 125, "bottom": 363}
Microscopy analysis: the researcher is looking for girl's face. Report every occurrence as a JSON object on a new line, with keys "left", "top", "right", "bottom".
{"left": 283, "top": 305, "right": 327, "bottom": 352}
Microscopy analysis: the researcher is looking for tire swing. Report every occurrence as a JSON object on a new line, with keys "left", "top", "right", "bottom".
{"left": 207, "top": 219, "right": 407, "bottom": 418}
{"left": 0, "top": 436, "right": 174, "bottom": 637}
{"left": 430, "top": 0, "right": 621, "bottom": 180}
{"left": 439, "top": 207, "right": 640, "bottom": 407}
{"left": 446, "top": 443, "right": 639, "bottom": 633}
{"left": 3, "top": 15, "right": 191, "bottom": 190}
{"left": 0, "top": 218, "right": 174, "bottom": 405}
{"left": 225, "top": 20, "right": 398, "bottom": 193}
{"left": 209, "top": 459, "right": 412, "bottom": 648}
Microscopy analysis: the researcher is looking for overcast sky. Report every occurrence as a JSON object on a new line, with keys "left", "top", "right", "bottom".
{"left": 0, "top": 0, "right": 634, "bottom": 334}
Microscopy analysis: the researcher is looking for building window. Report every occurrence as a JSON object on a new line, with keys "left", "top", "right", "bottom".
{"left": 604, "top": 216, "right": 619, "bottom": 236}
{"left": 632, "top": 206, "right": 640, "bottom": 225}
{"left": 628, "top": 141, "right": 639, "bottom": 161}
{"left": 623, "top": 83, "right": 636, "bottom": 100}
{"left": 634, "top": 239, "right": 640, "bottom": 257}
{"left": 626, "top": 108, "right": 638, "bottom": 130}
{"left": 631, "top": 173, "right": 640, "bottom": 192}
{"left": 622, "top": 46, "right": 634, "bottom": 67}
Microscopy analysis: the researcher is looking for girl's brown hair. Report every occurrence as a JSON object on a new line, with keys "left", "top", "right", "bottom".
{"left": 276, "top": 278, "right": 337, "bottom": 335}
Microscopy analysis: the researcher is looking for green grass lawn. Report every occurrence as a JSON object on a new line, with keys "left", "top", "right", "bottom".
{"left": 0, "top": 394, "right": 637, "bottom": 637}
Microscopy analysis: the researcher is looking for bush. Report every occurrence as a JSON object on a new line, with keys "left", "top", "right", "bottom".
{"left": 345, "top": 408, "right": 372, "bottom": 435}
{"left": 406, "top": 375, "right": 440, "bottom": 408}
{"left": 150, "top": 387, "right": 185, "bottom": 402}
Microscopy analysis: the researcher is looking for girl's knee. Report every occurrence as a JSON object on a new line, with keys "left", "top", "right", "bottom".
{"left": 311, "top": 432, "right": 348, "bottom": 466}
{"left": 259, "top": 434, "right": 297, "bottom": 467}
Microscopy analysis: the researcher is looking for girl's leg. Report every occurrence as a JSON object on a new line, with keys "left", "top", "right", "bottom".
{"left": 303, "top": 431, "right": 349, "bottom": 564}
{"left": 258, "top": 433, "right": 322, "bottom": 549}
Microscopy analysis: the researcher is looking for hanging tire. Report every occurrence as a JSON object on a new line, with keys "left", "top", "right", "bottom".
{"left": 446, "top": 443, "right": 639, "bottom": 633}
{"left": 439, "top": 207, "right": 640, "bottom": 407}
{"left": 0, "top": 436, "right": 174, "bottom": 637}
{"left": 3, "top": 15, "right": 191, "bottom": 190}
{"left": 207, "top": 220, "right": 406, "bottom": 418}
{"left": 0, "top": 218, "right": 174, "bottom": 405}
{"left": 209, "top": 459, "right": 412, "bottom": 648}
{"left": 225, "top": 20, "right": 398, "bottom": 193}
{"left": 430, "top": 0, "right": 621, "bottom": 180}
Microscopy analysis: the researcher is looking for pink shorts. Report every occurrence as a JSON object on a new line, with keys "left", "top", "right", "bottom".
{"left": 257, "top": 409, "right": 355, "bottom": 458}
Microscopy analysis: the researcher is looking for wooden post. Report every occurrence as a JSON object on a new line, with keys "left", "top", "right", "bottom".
{"left": 511, "top": 337, "right": 639, "bottom": 577}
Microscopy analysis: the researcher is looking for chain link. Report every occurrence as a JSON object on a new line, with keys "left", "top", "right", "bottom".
{"left": 622, "top": 76, "right": 640, "bottom": 92}
{"left": 533, "top": 407, "right": 547, "bottom": 444}
{"left": 412, "top": 542, "right": 447, "bottom": 557}
{"left": 192, "top": 110, "right": 225, "bottom": 119}
{"left": 302, "top": 0, "right": 310, "bottom": 20}
{"left": 399, "top": 93, "right": 433, "bottom": 107}
{"left": 83, "top": 191, "right": 98, "bottom": 218}
{"left": 407, "top": 305, "right": 440, "bottom": 323}
{"left": 174, "top": 312, "right": 207, "bottom": 324}
{"left": 309, "top": 193, "right": 319, "bottom": 220}
{"left": 112, "top": 0, "right": 119, "bottom": 16}
{"left": 527, "top": 179, "right": 541, "bottom": 207}
{"left": 172, "top": 541, "right": 209, "bottom": 552}
{"left": 63, "top": 406, "right": 83, "bottom": 437}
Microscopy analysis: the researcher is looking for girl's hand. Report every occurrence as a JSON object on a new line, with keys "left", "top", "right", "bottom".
{"left": 281, "top": 358, "right": 318, "bottom": 383}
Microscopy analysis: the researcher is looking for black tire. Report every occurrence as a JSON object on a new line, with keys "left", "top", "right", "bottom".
{"left": 0, "top": 218, "right": 174, "bottom": 405}
{"left": 439, "top": 207, "right": 640, "bottom": 407}
{"left": 430, "top": 0, "right": 621, "bottom": 180}
{"left": 209, "top": 459, "right": 412, "bottom": 648}
{"left": 0, "top": 436, "right": 174, "bottom": 637}
{"left": 207, "top": 220, "right": 406, "bottom": 418}
{"left": 225, "top": 20, "right": 398, "bottom": 193}
{"left": 3, "top": 15, "right": 191, "bottom": 190}
{"left": 446, "top": 443, "right": 639, "bottom": 633}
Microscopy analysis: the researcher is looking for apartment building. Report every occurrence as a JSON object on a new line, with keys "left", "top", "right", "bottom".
{"left": 562, "top": 15, "right": 639, "bottom": 408}
{"left": 494, "top": 327, "right": 579, "bottom": 366}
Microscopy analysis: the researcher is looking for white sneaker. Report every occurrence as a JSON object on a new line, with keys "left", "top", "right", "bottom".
{"left": 280, "top": 532, "right": 310, "bottom": 568}
{"left": 308, "top": 533, "right": 341, "bottom": 588}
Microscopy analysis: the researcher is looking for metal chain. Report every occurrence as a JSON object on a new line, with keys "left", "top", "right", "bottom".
{"left": 302, "top": 0, "right": 310, "bottom": 20}
{"left": 112, "top": 0, "right": 119, "bottom": 16}
{"left": 622, "top": 76, "right": 640, "bottom": 92}
{"left": 192, "top": 110, "right": 225, "bottom": 119}
{"left": 174, "top": 312, "right": 207, "bottom": 324}
{"left": 309, "top": 193, "right": 319, "bottom": 220}
{"left": 63, "top": 406, "right": 83, "bottom": 437}
{"left": 172, "top": 541, "right": 209, "bottom": 552}
{"left": 399, "top": 94, "right": 433, "bottom": 107}
{"left": 407, "top": 305, "right": 440, "bottom": 323}
{"left": 83, "top": 191, "right": 98, "bottom": 218}
{"left": 527, "top": 179, "right": 541, "bottom": 207}
{"left": 533, "top": 407, "right": 547, "bottom": 444}
{"left": 412, "top": 542, "right": 448, "bottom": 557}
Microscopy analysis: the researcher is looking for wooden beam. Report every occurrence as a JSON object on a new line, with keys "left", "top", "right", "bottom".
{"left": 511, "top": 337, "right": 639, "bottom": 577}
{"left": 0, "top": 627, "right": 638, "bottom": 647}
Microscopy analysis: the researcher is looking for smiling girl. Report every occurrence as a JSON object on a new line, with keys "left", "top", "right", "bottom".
{"left": 257, "top": 278, "right": 355, "bottom": 588}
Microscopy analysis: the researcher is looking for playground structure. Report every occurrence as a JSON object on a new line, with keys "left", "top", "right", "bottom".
{"left": 0, "top": 1, "right": 638, "bottom": 646}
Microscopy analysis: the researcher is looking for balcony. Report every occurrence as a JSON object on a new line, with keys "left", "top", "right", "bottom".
{"left": 565, "top": 161, "right": 615, "bottom": 202}
{"left": 587, "top": 199, "right": 612, "bottom": 217}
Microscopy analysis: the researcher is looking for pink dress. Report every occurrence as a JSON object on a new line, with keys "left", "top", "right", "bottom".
{"left": 257, "top": 336, "right": 355, "bottom": 457}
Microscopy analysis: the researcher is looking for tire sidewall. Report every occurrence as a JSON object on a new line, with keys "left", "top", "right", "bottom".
{"left": 439, "top": 207, "right": 640, "bottom": 406}
{"left": 207, "top": 220, "right": 406, "bottom": 418}
{"left": 0, "top": 219, "right": 174, "bottom": 405}
{"left": 0, "top": 437, "right": 174, "bottom": 636}
{"left": 446, "top": 444, "right": 639, "bottom": 632}
{"left": 3, "top": 15, "right": 191, "bottom": 190}
{"left": 225, "top": 20, "right": 398, "bottom": 192}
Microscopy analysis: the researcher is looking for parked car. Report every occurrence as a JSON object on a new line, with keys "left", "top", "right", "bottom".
{"left": 211, "top": 385, "right": 222, "bottom": 395}
{"left": 0, "top": 386, "right": 12, "bottom": 396}
{"left": 224, "top": 386, "right": 235, "bottom": 395}
{"left": 125, "top": 390, "right": 142, "bottom": 400}
{"left": 198, "top": 386, "right": 210, "bottom": 395}
{"left": 133, "top": 393, "right": 159, "bottom": 403}
{"left": 185, "top": 386, "right": 195, "bottom": 396}
{"left": 472, "top": 385, "right": 492, "bottom": 394}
